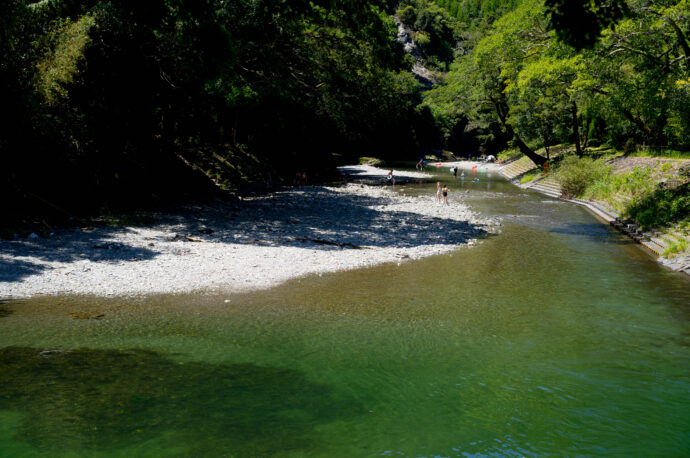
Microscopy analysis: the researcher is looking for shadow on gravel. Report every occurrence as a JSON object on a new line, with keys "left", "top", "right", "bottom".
{"left": 0, "top": 258, "right": 49, "bottom": 283}
{"left": 0, "top": 228, "right": 159, "bottom": 283}
{"left": 0, "top": 181, "right": 491, "bottom": 284}
{"left": 162, "top": 185, "right": 492, "bottom": 251}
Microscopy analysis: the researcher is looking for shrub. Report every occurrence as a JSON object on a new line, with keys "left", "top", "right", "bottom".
{"left": 626, "top": 184, "right": 690, "bottom": 229}
{"left": 398, "top": 5, "right": 417, "bottom": 25}
{"left": 358, "top": 157, "right": 383, "bottom": 166}
{"left": 554, "top": 156, "right": 610, "bottom": 198}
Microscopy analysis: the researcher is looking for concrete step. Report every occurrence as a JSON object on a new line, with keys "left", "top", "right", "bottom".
{"left": 530, "top": 183, "right": 561, "bottom": 193}
{"left": 649, "top": 236, "right": 670, "bottom": 250}
{"left": 530, "top": 186, "right": 561, "bottom": 198}
{"left": 668, "top": 229, "right": 690, "bottom": 242}
{"left": 534, "top": 180, "right": 560, "bottom": 188}
{"left": 502, "top": 167, "right": 538, "bottom": 179}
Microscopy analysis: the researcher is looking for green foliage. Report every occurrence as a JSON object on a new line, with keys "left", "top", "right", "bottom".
{"left": 36, "top": 14, "right": 96, "bottom": 105}
{"left": 662, "top": 237, "right": 688, "bottom": 258}
{"left": 425, "top": 0, "right": 690, "bottom": 159}
{"left": 436, "top": 0, "right": 521, "bottom": 28}
{"left": 398, "top": 5, "right": 417, "bottom": 25}
{"left": 545, "top": 0, "right": 628, "bottom": 48}
{"left": 626, "top": 184, "right": 690, "bottom": 230}
{"left": 397, "top": 0, "right": 460, "bottom": 66}
{"left": 554, "top": 155, "right": 611, "bottom": 197}
{"left": 497, "top": 147, "right": 521, "bottom": 161}
{"left": 520, "top": 171, "right": 540, "bottom": 184}
{"left": 2, "top": 0, "right": 426, "bottom": 218}
{"left": 563, "top": 156, "right": 690, "bottom": 229}
{"left": 584, "top": 165, "right": 655, "bottom": 205}
{"left": 359, "top": 156, "right": 384, "bottom": 166}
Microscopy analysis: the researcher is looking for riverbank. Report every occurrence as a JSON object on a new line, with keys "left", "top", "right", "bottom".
{"left": 0, "top": 165, "right": 499, "bottom": 298}
{"left": 431, "top": 160, "right": 501, "bottom": 173}
{"left": 499, "top": 153, "right": 690, "bottom": 275}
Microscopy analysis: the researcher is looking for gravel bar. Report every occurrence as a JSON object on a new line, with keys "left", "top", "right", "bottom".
{"left": 0, "top": 165, "right": 500, "bottom": 298}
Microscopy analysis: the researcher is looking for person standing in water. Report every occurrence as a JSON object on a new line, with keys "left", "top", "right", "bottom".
{"left": 442, "top": 184, "right": 449, "bottom": 205}
{"left": 436, "top": 181, "right": 442, "bottom": 204}
{"left": 387, "top": 170, "right": 395, "bottom": 185}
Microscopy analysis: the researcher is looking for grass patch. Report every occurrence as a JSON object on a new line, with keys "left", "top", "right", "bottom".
{"left": 627, "top": 149, "right": 690, "bottom": 160}
{"left": 662, "top": 237, "right": 688, "bottom": 258}
{"left": 358, "top": 157, "right": 384, "bottom": 166}
{"left": 520, "top": 172, "right": 540, "bottom": 184}
{"left": 497, "top": 148, "right": 521, "bottom": 162}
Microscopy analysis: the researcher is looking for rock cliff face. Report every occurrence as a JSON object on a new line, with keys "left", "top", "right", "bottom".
{"left": 394, "top": 16, "right": 436, "bottom": 89}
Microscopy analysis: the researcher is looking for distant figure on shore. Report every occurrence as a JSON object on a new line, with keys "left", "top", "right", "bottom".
{"left": 387, "top": 170, "right": 396, "bottom": 185}
{"left": 452, "top": 166, "right": 458, "bottom": 178}
{"left": 416, "top": 159, "right": 425, "bottom": 171}
{"left": 264, "top": 172, "right": 273, "bottom": 191}
{"left": 442, "top": 184, "right": 449, "bottom": 205}
{"left": 436, "top": 181, "right": 442, "bottom": 203}
{"left": 460, "top": 170, "right": 465, "bottom": 179}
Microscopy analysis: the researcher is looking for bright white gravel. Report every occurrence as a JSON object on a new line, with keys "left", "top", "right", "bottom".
{"left": 0, "top": 165, "right": 500, "bottom": 298}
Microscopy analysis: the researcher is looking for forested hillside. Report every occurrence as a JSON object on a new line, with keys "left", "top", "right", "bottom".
{"left": 425, "top": 0, "right": 690, "bottom": 161}
{"left": 2, "top": 0, "right": 688, "bottom": 224}
{"left": 1, "top": 0, "right": 430, "bottom": 220}
{"left": 437, "top": 0, "right": 521, "bottom": 27}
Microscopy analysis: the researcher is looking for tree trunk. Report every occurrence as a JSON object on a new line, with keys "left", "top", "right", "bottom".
{"left": 571, "top": 101, "right": 582, "bottom": 157}
{"left": 666, "top": 16, "right": 690, "bottom": 58}
{"left": 492, "top": 98, "right": 547, "bottom": 167}
{"left": 545, "top": 141, "right": 551, "bottom": 161}
{"left": 513, "top": 134, "right": 548, "bottom": 166}
{"left": 621, "top": 109, "right": 664, "bottom": 144}
{"left": 581, "top": 114, "right": 591, "bottom": 151}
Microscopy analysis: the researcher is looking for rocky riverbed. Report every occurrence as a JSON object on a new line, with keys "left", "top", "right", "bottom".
{"left": 0, "top": 165, "right": 500, "bottom": 298}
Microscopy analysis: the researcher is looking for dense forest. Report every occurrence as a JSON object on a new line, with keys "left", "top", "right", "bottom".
{"left": 1, "top": 0, "right": 689, "bottom": 222}
{"left": 1, "top": 0, "right": 426, "bottom": 219}
{"left": 425, "top": 0, "right": 690, "bottom": 163}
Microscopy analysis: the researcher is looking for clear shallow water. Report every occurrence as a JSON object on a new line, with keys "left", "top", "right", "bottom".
{"left": 1, "top": 169, "right": 689, "bottom": 457}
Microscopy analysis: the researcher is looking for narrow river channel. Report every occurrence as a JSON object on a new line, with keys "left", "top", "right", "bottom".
{"left": 1, "top": 169, "right": 688, "bottom": 457}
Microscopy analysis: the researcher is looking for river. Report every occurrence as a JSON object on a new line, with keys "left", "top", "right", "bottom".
{"left": 0, "top": 168, "right": 688, "bottom": 456}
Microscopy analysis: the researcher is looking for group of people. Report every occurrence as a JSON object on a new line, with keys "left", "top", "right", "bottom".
{"left": 436, "top": 181, "right": 449, "bottom": 205}
{"left": 386, "top": 164, "right": 484, "bottom": 205}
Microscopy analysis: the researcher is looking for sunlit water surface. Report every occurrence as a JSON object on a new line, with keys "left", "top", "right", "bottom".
{"left": 1, "top": 169, "right": 689, "bottom": 457}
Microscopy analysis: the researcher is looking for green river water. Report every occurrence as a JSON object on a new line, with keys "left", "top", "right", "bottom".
{"left": 1, "top": 169, "right": 689, "bottom": 457}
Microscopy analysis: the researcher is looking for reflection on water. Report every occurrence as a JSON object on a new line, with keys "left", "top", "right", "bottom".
{"left": 0, "top": 170, "right": 688, "bottom": 457}
{"left": 0, "top": 347, "right": 360, "bottom": 455}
